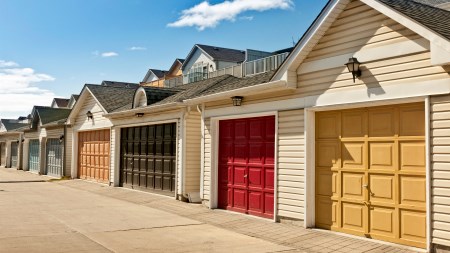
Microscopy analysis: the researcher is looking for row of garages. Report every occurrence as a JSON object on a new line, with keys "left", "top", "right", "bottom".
{"left": 1, "top": 0, "right": 450, "bottom": 251}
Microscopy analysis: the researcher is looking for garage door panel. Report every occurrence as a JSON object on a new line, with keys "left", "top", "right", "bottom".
{"left": 369, "top": 142, "right": 395, "bottom": 170}
{"left": 265, "top": 168, "right": 274, "bottom": 189}
{"left": 342, "top": 172, "right": 364, "bottom": 200}
{"left": 370, "top": 206, "right": 395, "bottom": 238}
{"left": 316, "top": 141, "right": 340, "bottom": 168}
{"left": 28, "top": 140, "right": 40, "bottom": 172}
{"left": 233, "top": 166, "right": 246, "bottom": 186}
{"left": 369, "top": 174, "right": 395, "bottom": 204}
{"left": 369, "top": 108, "right": 396, "bottom": 137}
{"left": 342, "top": 202, "right": 366, "bottom": 233}
{"left": 400, "top": 210, "right": 426, "bottom": 243}
{"left": 400, "top": 176, "right": 426, "bottom": 205}
{"left": 400, "top": 141, "right": 426, "bottom": 172}
{"left": 317, "top": 112, "right": 340, "bottom": 139}
{"left": 342, "top": 110, "right": 367, "bottom": 138}
{"left": 316, "top": 103, "right": 426, "bottom": 248}
{"left": 46, "top": 139, "right": 63, "bottom": 177}
{"left": 342, "top": 142, "right": 365, "bottom": 169}
{"left": 218, "top": 116, "right": 275, "bottom": 218}
{"left": 399, "top": 105, "right": 425, "bottom": 137}
{"left": 248, "top": 167, "right": 262, "bottom": 188}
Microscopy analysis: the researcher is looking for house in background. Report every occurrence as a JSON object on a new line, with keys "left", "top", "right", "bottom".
{"left": 50, "top": 98, "right": 70, "bottom": 109}
{"left": 0, "top": 117, "right": 29, "bottom": 169}
{"left": 67, "top": 94, "right": 80, "bottom": 109}
{"left": 22, "top": 105, "right": 71, "bottom": 177}
{"left": 181, "top": 44, "right": 293, "bottom": 84}
{"left": 141, "top": 58, "right": 185, "bottom": 88}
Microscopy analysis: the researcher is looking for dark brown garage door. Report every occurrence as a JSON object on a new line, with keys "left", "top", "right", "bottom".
{"left": 120, "top": 123, "right": 176, "bottom": 195}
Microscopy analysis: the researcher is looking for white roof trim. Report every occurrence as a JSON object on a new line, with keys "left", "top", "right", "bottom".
{"left": 272, "top": 0, "right": 348, "bottom": 81}
{"left": 181, "top": 45, "right": 214, "bottom": 71}
{"left": 104, "top": 102, "right": 183, "bottom": 118}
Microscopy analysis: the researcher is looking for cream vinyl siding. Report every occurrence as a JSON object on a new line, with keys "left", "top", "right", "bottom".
{"left": 277, "top": 109, "right": 305, "bottom": 220}
{"left": 184, "top": 111, "right": 201, "bottom": 194}
{"left": 45, "top": 127, "right": 63, "bottom": 139}
{"left": 431, "top": 95, "right": 450, "bottom": 247}
{"left": 177, "top": 118, "right": 182, "bottom": 195}
{"left": 202, "top": 118, "right": 211, "bottom": 203}
{"left": 74, "top": 91, "right": 112, "bottom": 131}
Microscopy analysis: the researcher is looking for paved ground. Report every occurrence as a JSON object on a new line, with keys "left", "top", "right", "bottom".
{"left": 0, "top": 168, "right": 423, "bottom": 253}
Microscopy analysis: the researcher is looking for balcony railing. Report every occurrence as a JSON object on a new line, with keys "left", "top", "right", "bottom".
{"left": 243, "top": 52, "right": 289, "bottom": 76}
{"left": 163, "top": 76, "right": 183, "bottom": 88}
{"left": 181, "top": 52, "right": 290, "bottom": 84}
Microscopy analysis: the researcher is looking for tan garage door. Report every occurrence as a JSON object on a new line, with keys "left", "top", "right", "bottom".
{"left": 315, "top": 103, "right": 426, "bottom": 248}
{"left": 78, "top": 130, "right": 110, "bottom": 183}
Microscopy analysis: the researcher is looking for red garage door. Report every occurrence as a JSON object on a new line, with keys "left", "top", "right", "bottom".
{"left": 218, "top": 116, "right": 275, "bottom": 219}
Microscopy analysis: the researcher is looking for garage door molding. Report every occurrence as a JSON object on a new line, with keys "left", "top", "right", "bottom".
{"left": 304, "top": 98, "right": 431, "bottom": 250}
{"left": 209, "top": 111, "right": 278, "bottom": 222}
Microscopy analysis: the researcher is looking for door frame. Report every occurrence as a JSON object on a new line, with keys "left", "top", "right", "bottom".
{"left": 304, "top": 96, "right": 431, "bottom": 251}
{"left": 209, "top": 111, "right": 279, "bottom": 222}
{"left": 113, "top": 119, "right": 180, "bottom": 199}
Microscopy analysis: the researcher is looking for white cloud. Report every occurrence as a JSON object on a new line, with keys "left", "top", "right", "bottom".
{"left": 128, "top": 46, "right": 147, "bottom": 51}
{"left": 0, "top": 61, "right": 57, "bottom": 119}
{"left": 101, "top": 52, "right": 118, "bottom": 57}
{"left": 0, "top": 60, "right": 18, "bottom": 68}
{"left": 168, "top": 0, "right": 293, "bottom": 30}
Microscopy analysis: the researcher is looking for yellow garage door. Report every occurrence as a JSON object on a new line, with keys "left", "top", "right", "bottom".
{"left": 315, "top": 103, "right": 426, "bottom": 248}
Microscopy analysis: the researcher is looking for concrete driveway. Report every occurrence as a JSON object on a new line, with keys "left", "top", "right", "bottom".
{"left": 0, "top": 168, "right": 293, "bottom": 253}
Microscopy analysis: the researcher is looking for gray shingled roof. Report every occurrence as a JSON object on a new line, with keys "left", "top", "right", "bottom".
{"left": 149, "top": 69, "right": 167, "bottom": 79}
{"left": 197, "top": 44, "right": 246, "bottom": 63}
{"left": 101, "top": 81, "right": 139, "bottom": 88}
{"left": 86, "top": 84, "right": 137, "bottom": 113}
{"left": 53, "top": 98, "right": 70, "bottom": 108}
{"left": 0, "top": 119, "right": 28, "bottom": 131}
{"left": 71, "top": 94, "right": 80, "bottom": 101}
{"left": 193, "top": 71, "right": 276, "bottom": 99}
{"left": 378, "top": 0, "right": 450, "bottom": 40}
{"left": 34, "top": 106, "right": 71, "bottom": 125}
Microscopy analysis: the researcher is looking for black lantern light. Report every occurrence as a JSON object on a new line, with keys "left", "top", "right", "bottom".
{"left": 345, "top": 57, "right": 361, "bottom": 83}
{"left": 86, "top": 111, "right": 93, "bottom": 121}
{"left": 232, "top": 96, "right": 243, "bottom": 106}
{"left": 136, "top": 113, "right": 144, "bottom": 118}
{"left": 59, "top": 134, "right": 64, "bottom": 143}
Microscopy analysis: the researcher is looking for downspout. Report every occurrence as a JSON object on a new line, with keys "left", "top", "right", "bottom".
{"left": 197, "top": 104, "right": 205, "bottom": 202}
{"left": 63, "top": 125, "right": 66, "bottom": 177}
{"left": 182, "top": 106, "right": 192, "bottom": 200}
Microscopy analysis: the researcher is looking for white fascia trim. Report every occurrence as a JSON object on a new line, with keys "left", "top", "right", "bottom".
{"left": 184, "top": 80, "right": 289, "bottom": 105}
{"left": 272, "top": 0, "right": 346, "bottom": 81}
{"left": 104, "top": 102, "right": 183, "bottom": 118}
{"left": 363, "top": 0, "right": 450, "bottom": 63}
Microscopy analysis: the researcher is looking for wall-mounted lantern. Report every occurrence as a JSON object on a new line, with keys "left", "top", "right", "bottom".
{"left": 59, "top": 134, "right": 64, "bottom": 143}
{"left": 345, "top": 57, "right": 362, "bottom": 83}
{"left": 86, "top": 111, "right": 93, "bottom": 121}
{"left": 16, "top": 139, "right": 20, "bottom": 144}
{"left": 21, "top": 139, "right": 24, "bottom": 143}
{"left": 136, "top": 113, "right": 144, "bottom": 118}
{"left": 232, "top": 96, "right": 243, "bottom": 106}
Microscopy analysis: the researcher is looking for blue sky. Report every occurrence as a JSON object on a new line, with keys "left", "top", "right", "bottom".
{"left": 0, "top": 0, "right": 328, "bottom": 118}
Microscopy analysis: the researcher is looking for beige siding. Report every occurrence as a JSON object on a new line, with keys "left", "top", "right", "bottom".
{"left": 45, "top": 127, "right": 63, "bottom": 139}
{"left": 277, "top": 110, "right": 305, "bottom": 220}
{"left": 74, "top": 91, "right": 112, "bottom": 131}
{"left": 202, "top": 118, "right": 211, "bottom": 203}
{"left": 431, "top": 95, "right": 450, "bottom": 247}
{"left": 184, "top": 111, "right": 201, "bottom": 194}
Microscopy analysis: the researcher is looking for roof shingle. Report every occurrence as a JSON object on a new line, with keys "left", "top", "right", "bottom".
{"left": 86, "top": 84, "right": 137, "bottom": 113}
